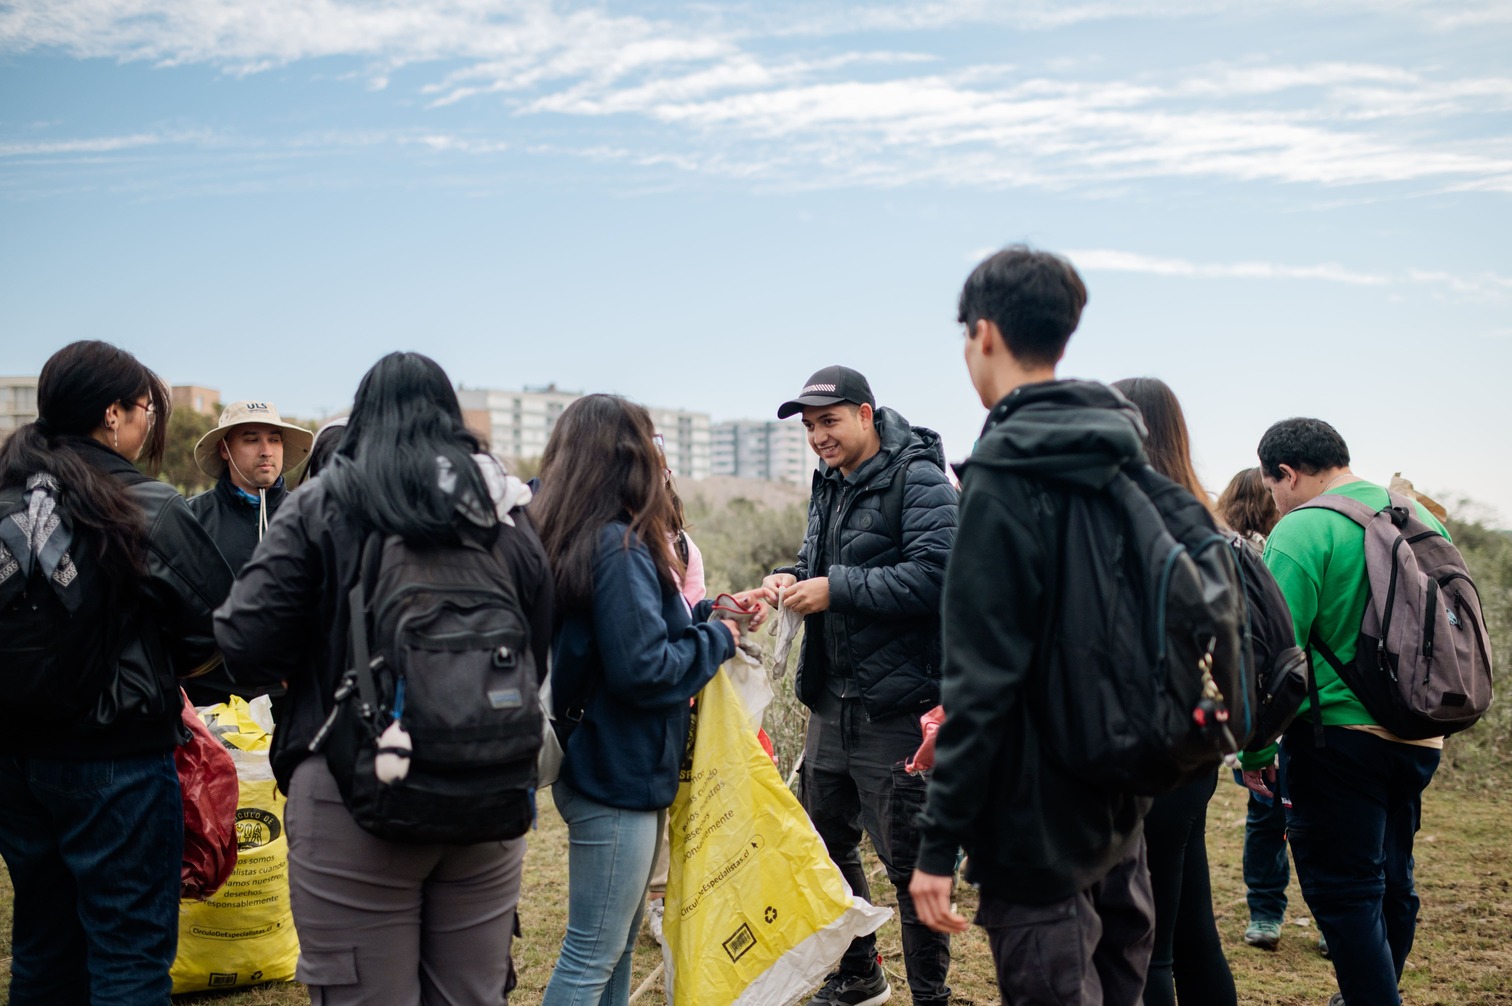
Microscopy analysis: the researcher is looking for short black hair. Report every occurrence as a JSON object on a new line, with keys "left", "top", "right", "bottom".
{"left": 957, "top": 245, "right": 1087, "bottom": 368}
{"left": 1257, "top": 418, "right": 1351, "bottom": 480}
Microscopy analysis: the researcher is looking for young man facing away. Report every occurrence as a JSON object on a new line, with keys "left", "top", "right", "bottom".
{"left": 910, "top": 247, "right": 1156, "bottom": 1006}
{"left": 761, "top": 365, "right": 958, "bottom": 1006}
{"left": 1241, "top": 418, "right": 1447, "bottom": 1006}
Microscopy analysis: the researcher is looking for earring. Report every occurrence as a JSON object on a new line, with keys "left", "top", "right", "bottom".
{"left": 111, "top": 424, "right": 118, "bottom": 451}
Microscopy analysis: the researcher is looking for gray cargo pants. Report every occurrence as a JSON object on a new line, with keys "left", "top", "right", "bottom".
{"left": 285, "top": 757, "right": 527, "bottom": 1005}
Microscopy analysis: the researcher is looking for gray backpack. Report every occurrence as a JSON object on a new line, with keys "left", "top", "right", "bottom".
{"left": 1300, "top": 491, "right": 1493, "bottom": 740}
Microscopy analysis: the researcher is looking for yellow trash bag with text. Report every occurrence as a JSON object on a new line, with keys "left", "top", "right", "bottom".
{"left": 664, "top": 668, "right": 890, "bottom": 1006}
{"left": 171, "top": 696, "right": 299, "bottom": 993}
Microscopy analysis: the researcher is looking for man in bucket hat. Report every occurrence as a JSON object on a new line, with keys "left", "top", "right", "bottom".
{"left": 185, "top": 401, "right": 313, "bottom": 706}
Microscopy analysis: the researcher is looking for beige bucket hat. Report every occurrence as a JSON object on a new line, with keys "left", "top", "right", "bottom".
{"left": 194, "top": 401, "right": 316, "bottom": 478}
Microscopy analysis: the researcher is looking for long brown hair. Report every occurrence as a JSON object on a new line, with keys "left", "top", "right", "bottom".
{"left": 1111, "top": 377, "right": 1209, "bottom": 507}
{"left": 1218, "top": 467, "right": 1279, "bottom": 540}
{"left": 532, "top": 394, "right": 683, "bottom": 611}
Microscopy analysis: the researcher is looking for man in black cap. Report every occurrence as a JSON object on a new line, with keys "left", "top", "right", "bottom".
{"left": 760, "top": 365, "right": 958, "bottom": 1006}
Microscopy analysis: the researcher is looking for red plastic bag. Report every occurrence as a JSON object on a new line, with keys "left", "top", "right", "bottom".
{"left": 175, "top": 689, "right": 239, "bottom": 900}
{"left": 905, "top": 705, "right": 946, "bottom": 775}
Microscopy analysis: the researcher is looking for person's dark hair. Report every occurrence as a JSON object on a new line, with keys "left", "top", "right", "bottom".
{"left": 533, "top": 394, "right": 683, "bottom": 611}
{"left": 0, "top": 340, "right": 170, "bottom": 584}
{"left": 1111, "top": 377, "right": 1209, "bottom": 508}
{"left": 957, "top": 245, "right": 1087, "bottom": 368}
{"left": 1218, "top": 467, "right": 1279, "bottom": 539}
{"left": 323, "top": 352, "right": 489, "bottom": 545}
{"left": 304, "top": 419, "right": 347, "bottom": 480}
{"left": 1257, "top": 418, "right": 1350, "bottom": 481}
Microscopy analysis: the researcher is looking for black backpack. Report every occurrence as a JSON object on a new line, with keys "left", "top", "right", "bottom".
{"left": 1229, "top": 534, "right": 1309, "bottom": 752}
{"left": 310, "top": 526, "right": 542, "bottom": 844}
{"left": 1035, "top": 464, "right": 1253, "bottom": 796}
{"left": 0, "top": 482, "right": 113, "bottom": 719}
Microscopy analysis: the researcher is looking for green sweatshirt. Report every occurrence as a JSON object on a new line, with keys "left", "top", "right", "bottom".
{"left": 1239, "top": 480, "right": 1449, "bottom": 769}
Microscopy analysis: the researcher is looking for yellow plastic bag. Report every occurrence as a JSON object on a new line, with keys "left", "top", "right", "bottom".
{"left": 170, "top": 697, "right": 299, "bottom": 993}
{"left": 664, "top": 668, "right": 889, "bottom": 1005}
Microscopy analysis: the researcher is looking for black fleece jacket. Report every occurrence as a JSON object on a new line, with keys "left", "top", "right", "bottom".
{"left": 914, "top": 380, "right": 1153, "bottom": 904}
{"left": 779, "top": 407, "right": 957, "bottom": 720}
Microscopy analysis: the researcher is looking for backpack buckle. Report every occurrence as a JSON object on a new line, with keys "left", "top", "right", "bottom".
{"left": 493, "top": 646, "right": 516, "bottom": 668}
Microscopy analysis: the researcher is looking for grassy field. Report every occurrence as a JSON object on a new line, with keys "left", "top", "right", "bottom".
{"left": 3, "top": 774, "right": 1510, "bottom": 1005}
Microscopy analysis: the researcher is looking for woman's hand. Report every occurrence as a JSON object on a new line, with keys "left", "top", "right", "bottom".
{"left": 718, "top": 618, "right": 742, "bottom": 644}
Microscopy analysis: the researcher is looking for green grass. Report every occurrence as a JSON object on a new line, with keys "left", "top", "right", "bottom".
{"left": 4, "top": 774, "right": 1511, "bottom": 1004}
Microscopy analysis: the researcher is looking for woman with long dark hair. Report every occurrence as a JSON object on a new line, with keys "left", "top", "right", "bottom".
{"left": 214, "top": 352, "right": 553, "bottom": 1005}
{"left": 1111, "top": 377, "right": 1238, "bottom": 1006}
{"left": 0, "top": 340, "right": 233, "bottom": 1006}
{"left": 533, "top": 394, "right": 741, "bottom": 1006}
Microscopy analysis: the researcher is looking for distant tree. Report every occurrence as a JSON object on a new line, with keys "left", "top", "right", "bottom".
{"left": 152, "top": 406, "right": 219, "bottom": 496}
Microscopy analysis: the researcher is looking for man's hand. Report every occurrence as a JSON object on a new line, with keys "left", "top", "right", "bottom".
{"left": 1242, "top": 764, "right": 1278, "bottom": 799}
{"left": 782, "top": 576, "right": 830, "bottom": 615}
{"left": 909, "top": 869, "right": 969, "bottom": 934}
{"left": 759, "top": 572, "right": 797, "bottom": 606}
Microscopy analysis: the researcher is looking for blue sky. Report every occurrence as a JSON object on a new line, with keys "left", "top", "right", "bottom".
{"left": 2, "top": 0, "right": 1509, "bottom": 518}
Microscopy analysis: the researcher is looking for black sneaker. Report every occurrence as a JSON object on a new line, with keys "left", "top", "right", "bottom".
{"left": 808, "top": 957, "right": 891, "bottom": 1006}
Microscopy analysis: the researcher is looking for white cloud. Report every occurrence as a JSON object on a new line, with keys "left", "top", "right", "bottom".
{"left": 0, "top": 133, "right": 170, "bottom": 157}
{"left": 3, "top": 2, "right": 1509, "bottom": 198}
{"left": 1059, "top": 248, "right": 1512, "bottom": 301}
{"left": 1066, "top": 248, "right": 1389, "bottom": 285}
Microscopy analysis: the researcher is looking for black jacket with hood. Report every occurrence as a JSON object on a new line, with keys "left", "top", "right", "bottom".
{"left": 184, "top": 474, "right": 291, "bottom": 705}
{"left": 914, "top": 380, "right": 1152, "bottom": 904}
{"left": 777, "top": 406, "right": 957, "bottom": 720}
{"left": 0, "top": 438, "right": 234, "bottom": 759}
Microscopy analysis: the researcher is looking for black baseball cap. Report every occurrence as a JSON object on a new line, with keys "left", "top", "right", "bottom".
{"left": 776, "top": 365, "right": 876, "bottom": 419}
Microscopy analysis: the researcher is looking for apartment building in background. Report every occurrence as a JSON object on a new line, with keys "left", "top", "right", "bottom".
{"left": 458, "top": 385, "right": 713, "bottom": 481}
{"left": 172, "top": 385, "right": 221, "bottom": 415}
{"left": 0, "top": 376, "right": 40, "bottom": 439}
{"left": 710, "top": 419, "right": 819, "bottom": 485}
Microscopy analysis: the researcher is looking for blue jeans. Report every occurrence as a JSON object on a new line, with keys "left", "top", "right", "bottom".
{"left": 542, "top": 780, "right": 663, "bottom": 1006}
{"left": 0, "top": 750, "right": 183, "bottom": 1006}
{"left": 1282, "top": 724, "right": 1439, "bottom": 1006}
{"left": 1237, "top": 768, "right": 1290, "bottom": 923}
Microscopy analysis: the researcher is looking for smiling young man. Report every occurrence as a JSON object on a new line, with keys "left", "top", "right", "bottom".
{"left": 185, "top": 400, "right": 312, "bottom": 706}
{"left": 760, "top": 365, "right": 958, "bottom": 1006}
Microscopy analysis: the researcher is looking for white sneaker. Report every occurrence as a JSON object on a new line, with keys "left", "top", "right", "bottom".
{"left": 648, "top": 897, "right": 666, "bottom": 946}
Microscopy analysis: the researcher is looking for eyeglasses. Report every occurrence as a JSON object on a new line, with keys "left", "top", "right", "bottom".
{"left": 130, "top": 399, "right": 156, "bottom": 423}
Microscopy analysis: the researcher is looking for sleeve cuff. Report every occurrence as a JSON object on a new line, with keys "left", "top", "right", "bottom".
{"left": 914, "top": 831, "right": 961, "bottom": 877}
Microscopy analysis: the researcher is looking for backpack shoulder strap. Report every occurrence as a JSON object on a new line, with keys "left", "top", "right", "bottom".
{"left": 1295, "top": 492, "right": 1377, "bottom": 527}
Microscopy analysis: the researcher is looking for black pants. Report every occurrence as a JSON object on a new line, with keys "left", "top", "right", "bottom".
{"left": 1140, "top": 770, "right": 1236, "bottom": 1006}
{"left": 976, "top": 843, "right": 1155, "bottom": 1006}
{"left": 802, "top": 685, "right": 951, "bottom": 1005}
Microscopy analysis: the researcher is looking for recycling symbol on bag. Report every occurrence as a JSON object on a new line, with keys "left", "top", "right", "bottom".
{"left": 764, "top": 906, "right": 778, "bottom": 924}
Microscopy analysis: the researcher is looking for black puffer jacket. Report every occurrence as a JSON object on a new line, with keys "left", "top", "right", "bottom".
{"left": 0, "top": 438, "right": 234, "bottom": 759}
{"left": 914, "top": 380, "right": 1152, "bottom": 904}
{"left": 778, "top": 407, "right": 957, "bottom": 719}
